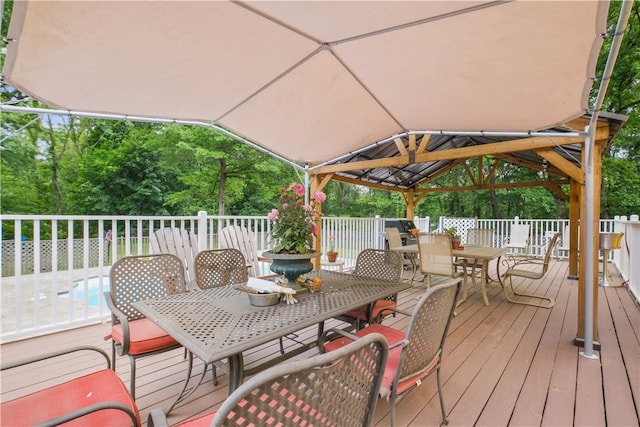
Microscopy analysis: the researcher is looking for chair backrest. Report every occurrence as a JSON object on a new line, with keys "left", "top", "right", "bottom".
{"left": 211, "top": 333, "right": 388, "bottom": 427}
{"left": 149, "top": 228, "right": 199, "bottom": 284}
{"left": 219, "top": 225, "right": 261, "bottom": 277}
{"left": 506, "top": 224, "right": 530, "bottom": 251}
{"left": 385, "top": 227, "right": 404, "bottom": 250}
{"left": 194, "top": 248, "right": 248, "bottom": 290}
{"left": 108, "top": 254, "right": 187, "bottom": 323}
{"left": 416, "top": 233, "right": 455, "bottom": 277}
{"left": 541, "top": 232, "right": 562, "bottom": 270}
{"left": 396, "top": 279, "right": 461, "bottom": 393}
{"left": 353, "top": 249, "right": 403, "bottom": 282}
{"left": 467, "top": 228, "right": 495, "bottom": 247}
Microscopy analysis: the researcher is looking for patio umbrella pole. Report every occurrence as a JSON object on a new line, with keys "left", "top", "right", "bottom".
{"left": 580, "top": 128, "right": 598, "bottom": 360}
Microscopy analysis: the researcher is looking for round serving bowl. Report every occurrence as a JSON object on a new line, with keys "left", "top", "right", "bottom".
{"left": 247, "top": 292, "right": 280, "bottom": 307}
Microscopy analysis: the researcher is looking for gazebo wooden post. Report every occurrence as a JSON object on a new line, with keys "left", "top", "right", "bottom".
{"left": 567, "top": 180, "right": 581, "bottom": 278}
{"left": 406, "top": 188, "right": 415, "bottom": 219}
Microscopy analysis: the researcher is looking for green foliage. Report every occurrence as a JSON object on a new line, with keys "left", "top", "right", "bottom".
{"left": 602, "top": 158, "right": 640, "bottom": 218}
{"left": 1, "top": 1, "right": 638, "bottom": 218}
{"left": 64, "top": 122, "right": 172, "bottom": 215}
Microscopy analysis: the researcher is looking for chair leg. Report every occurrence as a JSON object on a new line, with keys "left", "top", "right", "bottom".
{"left": 389, "top": 393, "right": 397, "bottom": 427}
{"left": 129, "top": 355, "right": 137, "bottom": 400}
{"left": 437, "top": 365, "right": 449, "bottom": 425}
{"left": 317, "top": 321, "right": 325, "bottom": 347}
{"left": 111, "top": 340, "right": 117, "bottom": 372}
{"left": 503, "top": 276, "right": 555, "bottom": 308}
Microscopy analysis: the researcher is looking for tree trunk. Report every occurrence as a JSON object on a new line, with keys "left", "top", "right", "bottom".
{"left": 218, "top": 157, "right": 226, "bottom": 215}
{"left": 45, "top": 117, "right": 63, "bottom": 214}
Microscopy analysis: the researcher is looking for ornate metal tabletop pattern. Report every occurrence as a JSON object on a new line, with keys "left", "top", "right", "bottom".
{"left": 134, "top": 270, "right": 410, "bottom": 365}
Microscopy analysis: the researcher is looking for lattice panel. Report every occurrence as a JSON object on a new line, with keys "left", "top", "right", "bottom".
{"left": 442, "top": 217, "right": 477, "bottom": 242}
{"left": 2, "top": 239, "right": 109, "bottom": 276}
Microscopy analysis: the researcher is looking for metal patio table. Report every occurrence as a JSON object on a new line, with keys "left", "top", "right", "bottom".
{"left": 133, "top": 269, "right": 410, "bottom": 410}
{"left": 400, "top": 244, "right": 508, "bottom": 305}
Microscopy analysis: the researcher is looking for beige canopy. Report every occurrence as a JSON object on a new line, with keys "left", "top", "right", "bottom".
{"left": 2, "top": 1, "right": 630, "bottom": 355}
{"left": 3, "top": 1, "right": 608, "bottom": 164}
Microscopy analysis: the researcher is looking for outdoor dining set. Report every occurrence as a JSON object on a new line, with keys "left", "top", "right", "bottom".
{"left": 1, "top": 227, "right": 560, "bottom": 427}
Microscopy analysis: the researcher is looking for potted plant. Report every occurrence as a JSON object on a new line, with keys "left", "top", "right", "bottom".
{"left": 443, "top": 226, "right": 462, "bottom": 249}
{"left": 326, "top": 235, "right": 338, "bottom": 262}
{"left": 264, "top": 183, "right": 326, "bottom": 283}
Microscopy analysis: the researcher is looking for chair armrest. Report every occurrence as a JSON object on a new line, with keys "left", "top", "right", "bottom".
{"left": 1, "top": 345, "right": 110, "bottom": 371}
{"left": 318, "top": 327, "right": 360, "bottom": 351}
{"left": 319, "top": 326, "right": 408, "bottom": 353}
{"left": 147, "top": 407, "right": 170, "bottom": 427}
{"left": 502, "top": 253, "right": 544, "bottom": 269}
{"left": 374, "top": 306, "right": 412, "bottom": 323}
{"left": 103, "top": 292, "right": 132, "bottom": 354}
{"left": 40, "top": 401, "right": 140, "bottom": 427}
{"left": 387, "top": 338, "right": 410, "bottom": 351}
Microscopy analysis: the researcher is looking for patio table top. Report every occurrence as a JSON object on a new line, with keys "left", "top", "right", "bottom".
{"left": 133, "top": 269, "right": 411, "bottom": 366}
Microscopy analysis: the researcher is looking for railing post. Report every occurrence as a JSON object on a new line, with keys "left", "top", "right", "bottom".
{"left": 374, "top": 215, "right": 383, "bottom": 249}
{"left": 198, "top": 211, "right": 207, "bottom": 251}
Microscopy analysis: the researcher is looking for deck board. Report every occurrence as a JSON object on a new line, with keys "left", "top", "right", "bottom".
{"left": 2, "top": 260, "right": 639, "bottom": 427}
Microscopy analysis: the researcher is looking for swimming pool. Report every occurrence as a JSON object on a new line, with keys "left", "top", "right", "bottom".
{"left": 67, "top": 277, "right": 110, "bottom": 307}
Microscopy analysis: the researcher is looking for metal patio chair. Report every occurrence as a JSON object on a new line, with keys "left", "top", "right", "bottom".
{"left": 417, "top": 232, "right": 470, "bottom": 303}
{"left": 321, "top": 278, "right": 462, "bottom": 427}
{"left": 336, "top": 249, "right": 404, "bottom": 330}
{"left": 501, "top": 232, "right": 561, "bottom": 308}
{"left": 148, "top": 333, "right": 388, "bottom": 427}
{"left": 194, "top": 248, "right": 248, "bottom": 290}
{"left": 1, "top": 346, "right": 141, "bottom": 426}
{"left": 104, "top": 253, "right": 188, "bottom": 400}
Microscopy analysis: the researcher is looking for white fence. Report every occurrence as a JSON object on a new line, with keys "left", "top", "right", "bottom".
{"left": 1, "top": 213, "right": 637, "bottom": 342}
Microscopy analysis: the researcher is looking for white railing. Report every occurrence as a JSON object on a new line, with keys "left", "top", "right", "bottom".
{"left": 1, "top": 213, "right": 635, "bottom": 342}
{"left": 438, "top": 216, "right": 618, "bottom": 258}
{"left": 615, "top": 215, "right": 640, "bottom": 302}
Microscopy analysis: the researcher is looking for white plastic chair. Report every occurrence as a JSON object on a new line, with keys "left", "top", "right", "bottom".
{"left": 149, "top": 228, "right": 199, "bottom": 287}
{"left": 219, "top": 225, "right": 271, "bottom": 277}
{"left": 505, "top": 224, "right": 530, "bottom": 255}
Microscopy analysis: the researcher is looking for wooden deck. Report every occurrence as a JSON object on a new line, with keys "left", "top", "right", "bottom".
{"left": 2, "top": 260, "right": 638, "bottom": 426}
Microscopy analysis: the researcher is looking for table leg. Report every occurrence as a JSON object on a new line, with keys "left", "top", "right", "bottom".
{"left": 228, "top": 353, "right": 245, "bottom": 393}
{"left": 164, "top": 351, "right": 209, "bottom": 415}
{"left": 480, "top": 260, "right": 490, "bottom": 306}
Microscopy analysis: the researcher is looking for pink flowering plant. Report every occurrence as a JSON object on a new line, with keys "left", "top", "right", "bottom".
{"left": 267, "top": 183, "right": 326, "bottom": 254}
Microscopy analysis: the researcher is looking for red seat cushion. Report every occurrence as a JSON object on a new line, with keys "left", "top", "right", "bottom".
{"left": 343, "top": 299, "right": 396, "bottom": 322}
{"left": 1, "top": 369, "right": 140, "bottom": 426}
{"left": 324, "top": 323, "right": 438, "bottom": 398}
{"left": 110, "top": 317, "right": 178, "bottom": 355}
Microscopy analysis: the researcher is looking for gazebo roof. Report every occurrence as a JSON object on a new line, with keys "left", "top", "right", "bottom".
{"left": 321, "top": 112, "right": 627, "bottom": 192}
